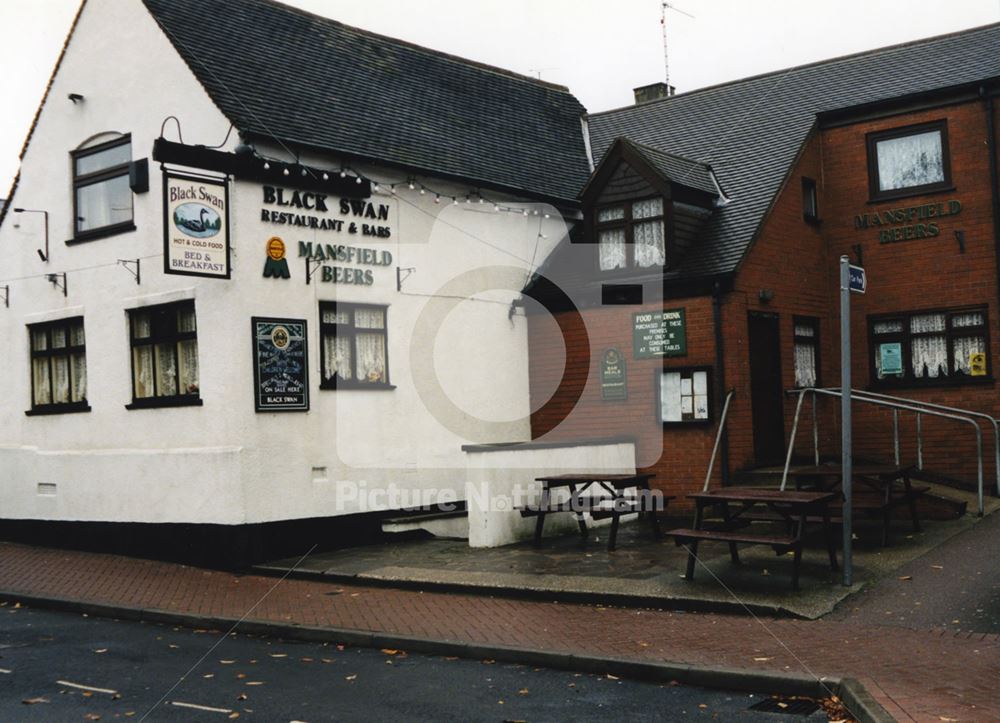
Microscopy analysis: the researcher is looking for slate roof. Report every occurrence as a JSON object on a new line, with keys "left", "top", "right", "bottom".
{"left": 624, "top": 139, "right": 720, "bottom": 197}
{"left": 141, "top": 0, "right": 591, "bottom": 203}
{"left": 588, "top": 22, "right": 1000, "bottom": 279}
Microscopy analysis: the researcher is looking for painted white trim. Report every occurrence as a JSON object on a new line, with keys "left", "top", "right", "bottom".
{"left": 24, "top": 305, "right": 86, "bottom": 323}
{"left": 121, "top": 287, "right": 196, "bottom": 308}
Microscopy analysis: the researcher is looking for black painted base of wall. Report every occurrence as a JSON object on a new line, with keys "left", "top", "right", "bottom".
{"left": 0, "top": 513, "right": 416, "bottom": 570}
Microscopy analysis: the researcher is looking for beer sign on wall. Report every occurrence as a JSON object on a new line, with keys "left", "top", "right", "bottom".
{"left": 252, "top": 317, "right": 309, "bottom": 412}
{"left": 163, "top": 172, "right": 231, "bottom": 278}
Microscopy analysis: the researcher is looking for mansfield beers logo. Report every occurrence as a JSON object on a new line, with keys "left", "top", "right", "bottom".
{"left": 263, "top": 236, "right": 291, "bottom": 279}
{"left": 163, "top": 172, "right": 230, "bottom": 278}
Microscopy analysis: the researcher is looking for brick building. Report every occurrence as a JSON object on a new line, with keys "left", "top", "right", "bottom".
{"left": 526, "top": 24, "right": 1000, "bottom": 510}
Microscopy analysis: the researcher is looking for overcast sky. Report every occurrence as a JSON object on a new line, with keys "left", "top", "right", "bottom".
{"left": 2, "top": 0, "right": 999, "bottom": 195}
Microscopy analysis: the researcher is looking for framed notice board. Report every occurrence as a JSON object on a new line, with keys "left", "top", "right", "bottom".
{"left": 252, "top": 317, "right": 309, "bottom": 412}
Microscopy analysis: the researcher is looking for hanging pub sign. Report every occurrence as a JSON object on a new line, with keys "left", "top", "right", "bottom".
{"left": 163, "top": 171, "right": 231, "bottom": 278}
{"left": 252, "top": 317, "right": 309, "bottom": 412}
{"left": 600, "top": 348, "right": 628, "bottom": 401}
{"left": 633, "top": 308, "right": 687, "bottom": 359}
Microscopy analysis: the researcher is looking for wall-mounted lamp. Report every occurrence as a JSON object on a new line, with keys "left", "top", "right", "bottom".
{"left": 68, "top": 93, "right": 84, "bottom": 104}
{"left": 758, "top": 288, "right": 775, "bottom": 303}
{"left": 46, "top": 272, "right": 67, "bottom": 297}
{"left": 13, "top": 208, "right": 49, "bottom": 262}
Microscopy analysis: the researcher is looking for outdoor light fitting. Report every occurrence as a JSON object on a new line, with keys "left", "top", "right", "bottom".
{"left": 68, "top": 93, "right": 84, "bottom": 104}
{"left": 13, "top": 208, "right": 49, "bottom": 262}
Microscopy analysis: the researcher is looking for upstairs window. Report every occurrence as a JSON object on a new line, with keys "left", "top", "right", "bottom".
{"left": 127, "top": 300, "right": 201, "bottom": 408}
{"left": 27, "top": 317, "right": 89, "bottom": 415}
{"left": 72, "top": 135, "right": 134, "bottom": 240}
{"left": 870, "top": 307, "right": 989, "bottom": 387}
{"left": 802, "top": 177, "right": 819, "bottom": 223}
{"left": 320, "top": 302, "right": 391, "bottom": 389}
{"left": 596, "top": 197, "right": 666, "bottom": 271}
{"left": 867, "top": 121, "right": 951, "bottom": 202}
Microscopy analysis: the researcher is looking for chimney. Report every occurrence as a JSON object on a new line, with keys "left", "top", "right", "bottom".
{"left": 633, "top": 82, "right": 674, "bottom": 105}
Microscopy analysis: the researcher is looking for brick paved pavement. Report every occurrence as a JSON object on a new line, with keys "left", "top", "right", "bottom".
{"left": 0, "top": 542, "right": 997, "bottom": 721}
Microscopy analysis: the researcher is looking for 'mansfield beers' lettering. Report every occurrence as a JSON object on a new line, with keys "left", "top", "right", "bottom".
{"left": 854, "top": 199, "right": 961, "bottom": 244}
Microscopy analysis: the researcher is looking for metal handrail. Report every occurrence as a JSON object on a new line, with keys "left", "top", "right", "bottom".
{"left": 781, "top": 387, "right": 986, "bottom": 516}
{"left": 703, "top": 389, "right": 735, "bottom": 492}
{"left": 824, "top": 387, "right": 1000, "bottom": 497}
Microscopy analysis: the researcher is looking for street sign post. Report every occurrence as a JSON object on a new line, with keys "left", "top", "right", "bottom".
{"left": 841, "top": 257, "right": 866, "bottom": 586}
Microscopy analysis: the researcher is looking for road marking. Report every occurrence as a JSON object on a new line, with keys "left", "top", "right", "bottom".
{"left": 56, "top": 680, "right": 118, "bottom": 695}
{"left": 169, "top": 701, "right": 233, "bottom": 714}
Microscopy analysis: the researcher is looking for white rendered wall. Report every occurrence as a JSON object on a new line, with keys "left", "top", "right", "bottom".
{"left": 0, "top": 0, "right": 568, "bottom": 526}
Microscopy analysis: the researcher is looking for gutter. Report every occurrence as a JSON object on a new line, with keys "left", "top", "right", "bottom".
{"left": 712, "top": 282, "right": 730, "bottom": 485}
{"left": 982, "top": 86, "right": 1000, "bottom": 343}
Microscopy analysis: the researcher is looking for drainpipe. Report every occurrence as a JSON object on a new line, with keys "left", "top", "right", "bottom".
{"left": 982, "top": 86, "right": 1000, "bottom": 340}
{"left": 712, "top": 281, "right": 730, "bottom": 485}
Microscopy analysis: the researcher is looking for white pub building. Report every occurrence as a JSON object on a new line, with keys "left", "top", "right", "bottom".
{"left": 0, "top": 0, "right": 635, "bottom": 560}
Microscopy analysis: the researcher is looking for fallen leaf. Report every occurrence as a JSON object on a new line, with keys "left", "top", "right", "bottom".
{"left": 112, "top": 694, "right": 121, "bottom": 701}
{"left": 22, "top": 697, "right": 49, "bottom": 705}
{"left": 300, "top": 657, "right": 314, "bottom": 663}
{"left": 203, "top": 674, "right": 215, "bottom": 679}
{"left": 482, "top": 659, "right": 496, "bottom": 665}
{"left": 270, "top": 653, "right": 287, "bottom": 658}
{"left": 699, "top": 704, "right": 708, "bottom": 709}
{"left": 168, "top": 644, "right": 179, "bottom": 649}
{"left": 336, "top": 645, "right": 345, "bottom": 651}
{"left": 606, "top": 674, "right": 619, "bottom": 680}
{"left": 898, "top": 575, "right": 912, "bottom": 581}
{"left": 345, "top": 675, "right": 357, "bottom": 681}
{"left": 518, "top": 688, "right": 529, "bottom": 696}
{"left": 931, "top": 565, "right": 944, "bottom": 570}
{"left": 381, "top": 649, "right": 399, "bottom": 655}
{"left": 228, "top": 714, "right": 240, "bottom": 720}
{"left": 83, "top": 691, "right": 93, "bottom": 698}
{"left": 93, "top": 649, "right": 108, "bottom": 654}
{"left": 321, "top": 658, "right": 335, "bottom": 664}
{"left": 236, "top": 673, "right": 247, "bottom": 679}
{"left": 761, "top": 569, "right": 770, "bottom": 576}
{"left": 245, "top": 682, "right": 264, "bottom": 687}
{"left": 753, "top": 657, "right": 774, "bottom": 662}
{"left": 124, "top": 713, "right": 135, "bottom": 718}
{"left": 237, "top": 694, "right": 247, "bottom": 701}
{"left": 84, "top": 715, "right": 101, "bottom": 721}
{"left": 778, "top": 702, "right": 789, "bottom": 709}
{"left": 220, "top": 660, "right": 236, "bottom": 665}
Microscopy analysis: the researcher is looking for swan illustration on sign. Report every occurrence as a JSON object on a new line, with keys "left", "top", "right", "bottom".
{"left": 173, "top": 203, "right": 221, "bottom": 238}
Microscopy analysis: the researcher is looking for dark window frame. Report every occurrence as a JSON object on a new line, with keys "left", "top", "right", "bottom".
{"left": 868, "top": 306, "right": 992, "bottom": 390}
{"left": 594, "top": 195, "right": 667, "bottom": 274}
{"left": 25, "top": 316, "right": 90, "bottom": 416}
{"left": 866, "top": 120, "right": 952, "bottom": 203}
{"left": 792, "top": 315, "right": 821, "bottom": 389}
{"left": 125, "top": 300, "right": 202, "bottom": 409}
{"left": 802, "top": 177, "right": 820, "bottom": 224}
{"left": 70, "top": 134, "right": 136, "bottom": 243}
{"left": 319, "top": 302, "right": 394, "bottom": 391}
{"left": 656, "top": 365, "right": 714, "bottom": 427}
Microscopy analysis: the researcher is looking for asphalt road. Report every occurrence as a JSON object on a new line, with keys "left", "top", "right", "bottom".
{"left": 0, "top": 605, "right": 833, "bottom": 722}
{"left": 829, "top": 507, "right": 1000, "bottom": 631}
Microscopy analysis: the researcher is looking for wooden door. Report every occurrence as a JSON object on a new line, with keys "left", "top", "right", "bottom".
{"left": 748, "top": 312, "right": 786, "bottom": 466}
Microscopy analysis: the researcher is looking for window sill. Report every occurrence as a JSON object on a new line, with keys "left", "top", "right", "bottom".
{"left": 67, "top": 222, "right": 136, "bottom": 245}
{"left": 319, "top": 381, "right": 396, "bottom": 391}
{"left": 126, "top": 395, "right": 203, "bottom": 410}
{"left": 867, "top": 185, "right": 955, "bottom": 205}
{"left": 25, "top": 402, "right": 91, "bottom": 416}
{"left": 869, "top": 376, "right": 994, "bottom": 391}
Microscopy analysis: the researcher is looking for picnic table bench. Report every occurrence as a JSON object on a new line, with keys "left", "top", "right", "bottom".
{"left": 789, "top": 464, "right": 929, "bottom": 546}
{"left": 667, "top": 488, "right": 839, "bottom": 590}
{"left": 518, "top": 473, "right": 673, "bottom": 551}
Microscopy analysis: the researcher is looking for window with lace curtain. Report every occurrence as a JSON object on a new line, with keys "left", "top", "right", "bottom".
{"left": 870, "top": 307, "right": 990, "bottom": 387}
{"left": 126, "top": 300, "right": 201, "bottom": 408}
{"left": 867, "top": 121, "right": 951, "bottom": 202}
{"left": 596, "top": 197, "right": 667, "bottom": 272}
{"left": 26, "top": 317, "right": 89, "bottom": 415}
{"left": 793, "top": 317, "right": 820, "bottom": 388}
{"left": 320, "top": 302, "right": 391, "bottom": 389}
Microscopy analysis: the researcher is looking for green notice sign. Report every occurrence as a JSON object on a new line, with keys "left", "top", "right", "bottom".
{"left": 600, "top": 348, "right": 627, "bottom": 401}
{"left": 633, "top": 308, "right": 687, "bottom": 359}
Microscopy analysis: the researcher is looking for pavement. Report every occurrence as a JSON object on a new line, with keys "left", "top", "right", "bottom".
{"left": 1, "top": 538, "right": 998, "bottom": 722}
{"left": 257, "top": 481, "right": 996, "bottom": 620}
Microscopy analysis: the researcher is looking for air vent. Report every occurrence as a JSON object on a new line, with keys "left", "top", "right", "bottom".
{"left": 748, "top": 697, "right": 821, "bottom": 716}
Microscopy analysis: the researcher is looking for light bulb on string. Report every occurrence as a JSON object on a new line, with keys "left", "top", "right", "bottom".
{"left": 263, "top": 162, "right": 270, "bottom": 170}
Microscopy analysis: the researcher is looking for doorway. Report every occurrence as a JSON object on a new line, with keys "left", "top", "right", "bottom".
{"left": 748, "top": 311, "right": 785, "bottom": 466}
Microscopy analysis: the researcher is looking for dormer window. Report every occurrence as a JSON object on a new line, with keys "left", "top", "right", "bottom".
{"left": 596, "top": 197, "right": 666, "bottom": 271}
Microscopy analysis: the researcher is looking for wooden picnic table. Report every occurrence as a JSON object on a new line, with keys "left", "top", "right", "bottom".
{"left": 519, "top": 473, "right": 673, "bottom": 551}
{"left": 788, "top": 464, "right": 927, "bottom": 546}
{"left": 667, "top": 488, "right": 839, "bottom": 590}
